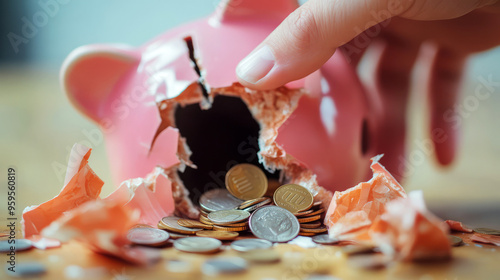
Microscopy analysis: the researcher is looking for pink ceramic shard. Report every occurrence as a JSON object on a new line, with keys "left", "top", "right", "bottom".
{"left": 104, "top": 167, "right": 182, "bottom": 224}
{"left": 42, "top": 200, "right": 161, "bottom": 265}
{"left": 28, "top": 235, "right": 62, "bottom": 250}
{"left": 444, "top": 220, "right": 473, "bottom": 233}
{"left": 22, "top": 143, "right": 104, "bottom": 237}
{"left": 22, "top": 142, "right": 178, "bottom": 249}
{"left": 471, "top": 233, "right": 500, "bottom": 246}
{"left": 372, "top": 191, "right": 451, "bottom": 261}
{"left": 324, "top": 155, "right": 407, "bottom": 240}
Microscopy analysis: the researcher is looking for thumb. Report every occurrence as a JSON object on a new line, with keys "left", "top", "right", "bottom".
{"left": 236, "top": 0, "right": 413, "bottom": 90}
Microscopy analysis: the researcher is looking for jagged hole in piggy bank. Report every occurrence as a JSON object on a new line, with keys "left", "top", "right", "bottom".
{"left": 175, "top": 94, "right": 280, "bottom": 202}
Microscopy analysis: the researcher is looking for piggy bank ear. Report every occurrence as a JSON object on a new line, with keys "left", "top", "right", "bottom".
{"left": 61, "top": 45, "right": 139, "bottom": 123}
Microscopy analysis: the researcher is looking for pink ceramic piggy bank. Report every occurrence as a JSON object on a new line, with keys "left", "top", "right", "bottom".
{"left": 61, "top": 0, "right": 417, "bottom": 217}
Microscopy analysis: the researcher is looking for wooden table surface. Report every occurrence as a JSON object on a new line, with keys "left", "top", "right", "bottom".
{"left": 1, "top": 67, "right": 499, "bottom": 279}
{"left": 1, "top": 232, "right": 499, "bottom": 280}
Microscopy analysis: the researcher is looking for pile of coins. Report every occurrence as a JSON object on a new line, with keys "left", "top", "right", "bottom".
{"left": 157, "top": 163, "right": 328, "bottom": 243}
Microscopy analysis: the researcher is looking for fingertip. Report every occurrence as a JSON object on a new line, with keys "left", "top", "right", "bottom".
{"left": 236, "top": 45, "right": 276, "bottom": 88}
{"left": 431, "top": 117, "right": 458, "bottom": 166}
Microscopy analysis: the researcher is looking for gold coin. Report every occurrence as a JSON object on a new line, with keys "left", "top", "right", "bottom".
{"left": 474, "top": 228, "right": 500, "bottom": 236}
{"left": 213, "top": 225, "right": 249, "bottom": 232}
{"left": 226, "top": 164, "right": 268, "bottom": 200}
{"left": 130, "top": 223, "right": 155, "bottom": 229}
{"left": 238, "top": 197, "right": 269, "bottom": 210}
{"left": 300, "top": 226, "right": 327, "bottom": 234}
{"left": 158, "top": 216, "right": 203, "bottom": 235}
{"left": 224, "top": 221, "right": 249, "bottom": 227}
{"left": 297, "top": 215, "right": 322, "bottom": 224}
{"left": 199, "top": 215, "right": 215, "bottom": 225}
{"left": 168, "top": 232, "right": 191, "bottom": 239}
{"left": 298, "top": 232, "right": 316, "bottom": 236}
{"left": 448, "top": 235, "right": 464, "bottom": 247}
{"left": 202, "top": 213, "right": 248, "bottom": 227}
{"left": 300, "top": 221, "right": 322, "bottom": 229}
{"left": 294, "top": 209, "right": 314, "bottom": 217}
{"left": 273, "top": 184, "right": 313, "bottom": 213}
{"left": 240, "top": 198, "right": 272, "bottom": 212}
{"left": 200, "top": 209, "right": 211, "bottom": 216}
{"left": 177, "top": 219, "right": 213, "bottom": 230}
{"left": 265, "top": 179, "right": 282, "bottom": 197}
{"left": 196, "top": 230, "right": 239, "bottom": 240}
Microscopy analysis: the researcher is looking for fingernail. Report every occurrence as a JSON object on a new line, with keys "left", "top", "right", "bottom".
{"left": 236, "top": 45, "right": 275, "bottom": 84}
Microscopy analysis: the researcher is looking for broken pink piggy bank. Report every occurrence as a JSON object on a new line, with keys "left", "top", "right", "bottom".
{"left": 61, "top": 0, "right": 409, "bottom": 217}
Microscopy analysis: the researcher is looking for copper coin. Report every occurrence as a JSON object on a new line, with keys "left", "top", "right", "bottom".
{"left": 273, "top": 184, "right": 313, "bottom": 213}
{"left": 297, "top": 215, "right": 322, "bottom": 224}
{"left": 302, "top": 208, "right": 325, "bottom": 217}
{"left": 213, "top": 225, "right": 249, "bottom": 232}
{"left": 127, "top": 227, "right": 170, "bottom": 246}
{"left": 158, "top": 216, "right": 203, "bottom": 235}
{"left": 300, "top": 226, "right": 327, "bottom": 234}
{"left": 178, "top": 219, "right": 213, "bottom": 230}
{"left": 312, "top": 201, "right": 322, "bottom": 208}
{"left": 300, "top": 222, "right": 322, "bottom": 229}
{"left": 298, "top": 232, "right": 316, "bottom": 237}
{"left": 294, "top": 209, "right": 314, "bottom": 217}
{"left": 196, "top": 230, "right": 239, "bottom": 240}
{"left": 226, "top": 164, "right": 268, "bottom": 200}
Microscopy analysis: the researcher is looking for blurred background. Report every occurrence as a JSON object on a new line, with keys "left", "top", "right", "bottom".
{"left": 0, "top": 0, "right": 499, "bottom": 228}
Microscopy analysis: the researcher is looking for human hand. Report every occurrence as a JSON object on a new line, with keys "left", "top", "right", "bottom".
{"left": 236, "top": 0, "right": 500, "bottom": 166}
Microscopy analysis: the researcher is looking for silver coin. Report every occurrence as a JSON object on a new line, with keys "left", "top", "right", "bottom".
{"left": 202, "top": 257, "right": 247, "bottom": 276}
{"left": 5, "top": 262, "right": 47, "bottom": 277}
{"left": 230, "top": 238, "right": 273, "bottom": 252}
{"left": 127, "top": 227, "right": 170, "bottom": 246}
{"left": 474, "top": 227, "right": 500, "bottom": 236}
{"left": 208, "top": 210, "right": 250, "bottom": 225}
{"left": 448, "top": 235, "right": 464, "bottom": 247}
{"left": 240, "top": 249, "right": 280, "bottom": 263}
{"left": 312, "top": 234, "right": 339, "bottom": 245}
{"left": 249, "top": 205, "right": 300, "bottom": 243}
{"left": 173, "top": 237, "right": 222, "bottom": 253}
{"left": 0, "top": 239, "right": 33, "bottom": 252}
{"left": 199, "top": 189, "right": 244, "bottom": 212}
